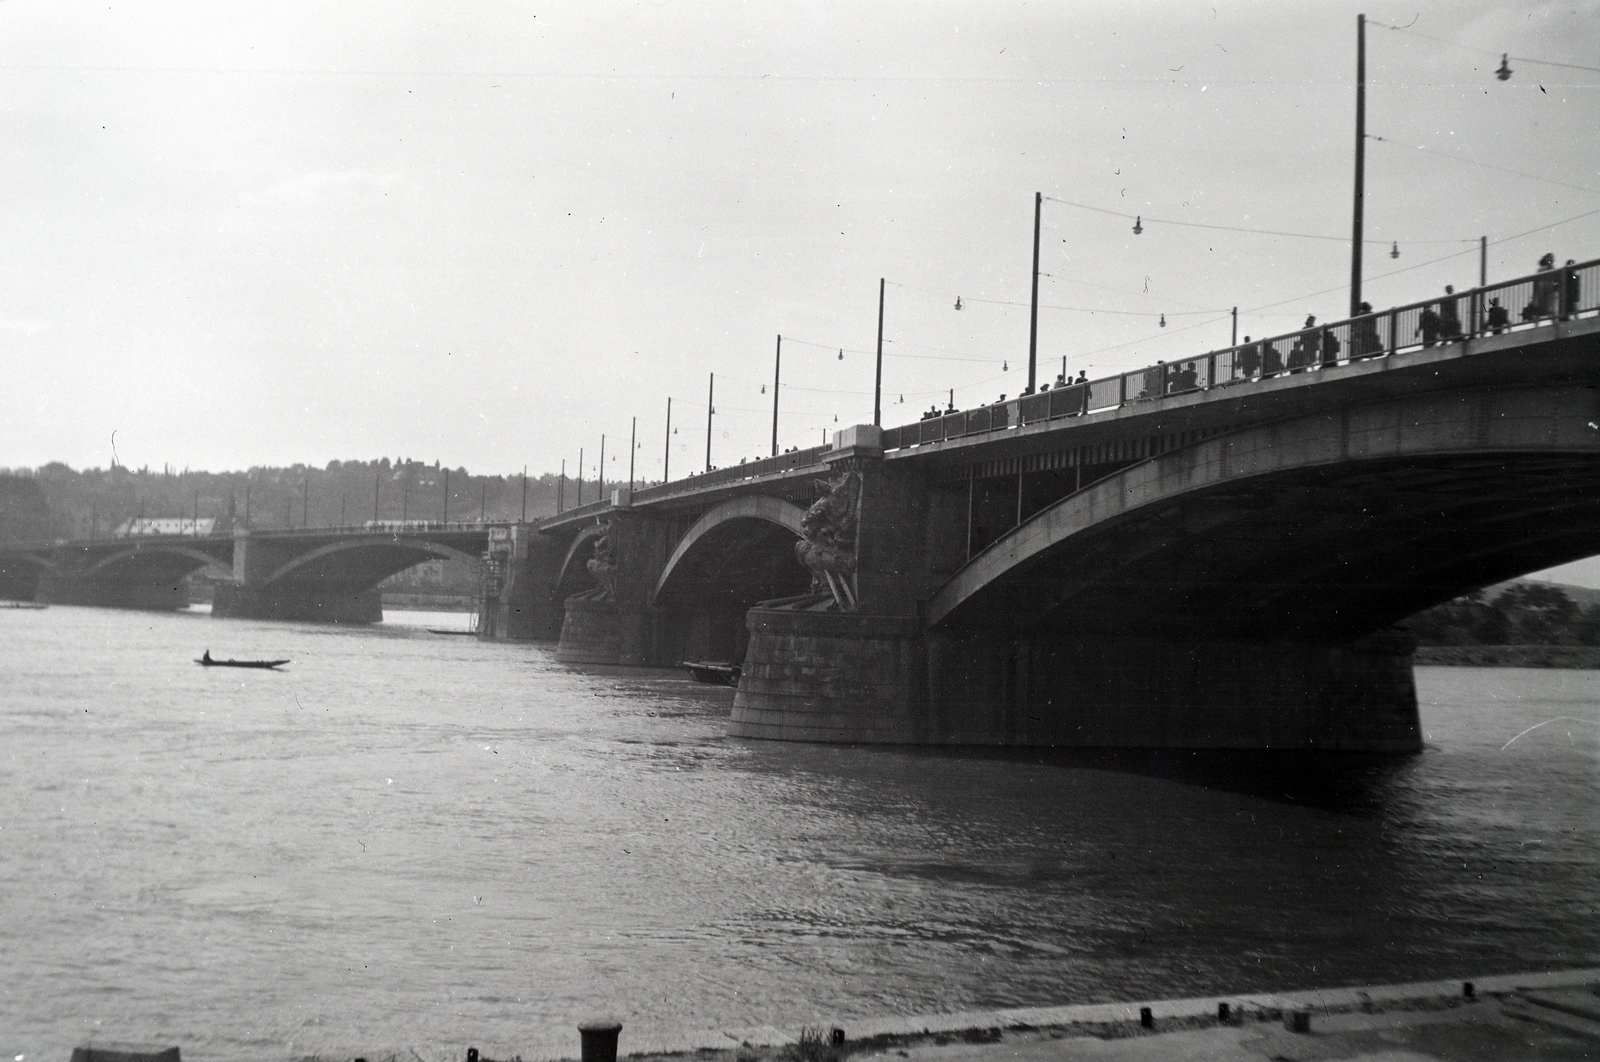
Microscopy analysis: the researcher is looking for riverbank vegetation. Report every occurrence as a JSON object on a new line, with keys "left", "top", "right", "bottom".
{"left": 1402, "top": 580, "right": 1600, "bottom": 667}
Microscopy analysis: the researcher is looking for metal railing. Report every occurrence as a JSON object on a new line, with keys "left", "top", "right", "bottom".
{"left": 881, "top": 257, "right": 1600, "bottom": 452}
{"left": 541, "top": 443, "right": 835, "bottom": 525}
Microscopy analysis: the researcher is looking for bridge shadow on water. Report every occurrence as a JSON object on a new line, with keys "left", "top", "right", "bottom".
{"left": 897, "top": 744, "right": 1417, "bottom": 817}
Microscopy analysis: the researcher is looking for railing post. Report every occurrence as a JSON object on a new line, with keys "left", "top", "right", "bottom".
{"left": 1118, "top": 374, "right": 1127, "bottom": 406}
{"left": 1387, "top": 310, "right": 1397, "bottom": 353}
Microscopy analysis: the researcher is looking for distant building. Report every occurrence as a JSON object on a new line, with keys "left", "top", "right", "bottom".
{"left": 113, "top": 517, "right": 215, "bottom": 537}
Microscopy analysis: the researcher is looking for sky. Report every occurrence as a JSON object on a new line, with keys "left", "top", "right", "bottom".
{"left": 1, "top": 1, "right": 1596, "bottom": 489}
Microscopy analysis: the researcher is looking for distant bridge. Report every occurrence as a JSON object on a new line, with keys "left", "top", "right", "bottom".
{"left": 0, "top": 523, "right": 501, "bottom": 621}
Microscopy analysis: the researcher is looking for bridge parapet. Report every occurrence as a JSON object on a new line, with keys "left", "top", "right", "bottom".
{"left": 880, "top": 257, "right": 1600, "bottom": 454}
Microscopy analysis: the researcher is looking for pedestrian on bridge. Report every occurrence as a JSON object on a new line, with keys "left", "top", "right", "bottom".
{"left": 1525, "top": 253, "right": 1557, "bottom": 320}
{"left": 1238, "top": 337, "right": 1262, "bottom": 380}
{"left": 1352, "top": 302, "right": 1381, "bottom": 357}
{"left": 1487, "top": 297, "right": 1509, "bottom": 334}
{"left": 1439, "top": 286, "right": 1464, "bottom": 340}
{"left": 1418, "top": 303, "right": 1441, "bottom": 347}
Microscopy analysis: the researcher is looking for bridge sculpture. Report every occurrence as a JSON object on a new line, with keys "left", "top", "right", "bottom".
{"left": 4, "top": 259, "right": 1598, "bottom": 751}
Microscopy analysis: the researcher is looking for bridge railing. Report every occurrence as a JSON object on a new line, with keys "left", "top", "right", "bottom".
{"left": 542, "top": 443, "right": 835, "bottom": 525}
{"left": 882, "top": 256, "right": 1600, "bottom": 451}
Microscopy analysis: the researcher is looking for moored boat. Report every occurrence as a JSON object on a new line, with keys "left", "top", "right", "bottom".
{"left": 681, "top": 660, "right": 740, "bottom": 686}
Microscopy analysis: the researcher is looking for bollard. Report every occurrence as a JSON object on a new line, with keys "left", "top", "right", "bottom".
{"left": 1463, "top": 982, "right": 1475, "bottom": 999}
{"left": 579, "top": 1020, "right": 624, "bottom": 1062}
{"left": 1217, "top": 1002, "right": 1230, "bottom": 1023}
{"left": 1139, "top": 1007, "right": 1153, "bottom": 1029}
{"left": 1284, "top": 1010, "right": 1311, "bottom": 1034}
{"left": 829, "top": 1029, "right": 845, "bottom": 1048}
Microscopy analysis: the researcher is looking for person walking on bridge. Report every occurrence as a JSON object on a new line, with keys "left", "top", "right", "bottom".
{"left": 1418, "top": 303, "right": 1441, "bottom": 347}
{"left": 1439, "top": 286, "right": 1464, "bottom": 340}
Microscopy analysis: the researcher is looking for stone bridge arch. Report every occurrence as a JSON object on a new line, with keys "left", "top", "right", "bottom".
{"left": 653, "top": 495, "right": 810, "bottom": 608}
{"left": 261, "top": 535, "right": 481, "bottom": 590}
{"left": 555, "top": 523, "right": 610, "bottom": 600}
{"left": 928, "top": 384, "right": 1600, "bottom": 641}
{"left": 87, "top": 543, "right": 232, "bottom": 581}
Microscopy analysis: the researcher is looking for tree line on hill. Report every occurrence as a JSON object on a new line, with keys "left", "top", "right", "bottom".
{"left": 0, "top": 458, "right": 642, "bottom": 541}
{"left": 1401, "top": 582, "right": 1600, "bottom": 647}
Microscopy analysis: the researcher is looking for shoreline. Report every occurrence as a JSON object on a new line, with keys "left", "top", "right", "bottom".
{"left": 603, "top": 966, "right": 1600, "bottom": 1062}
{"left": 1413, "top": 644, "right": 1600, "bottom": 668}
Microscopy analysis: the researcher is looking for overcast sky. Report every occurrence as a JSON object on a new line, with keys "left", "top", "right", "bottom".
{"left": 1, "top": 0, "right": 1596, "bottom": 487}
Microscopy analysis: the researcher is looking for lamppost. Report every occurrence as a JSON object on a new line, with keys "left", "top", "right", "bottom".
{"left": 1350, "top": 13, "right": 1368, "bottom": 316}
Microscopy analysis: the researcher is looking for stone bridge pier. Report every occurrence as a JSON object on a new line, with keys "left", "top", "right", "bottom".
{"left": 213, "top": 530, "right": 384, "bottom": 622}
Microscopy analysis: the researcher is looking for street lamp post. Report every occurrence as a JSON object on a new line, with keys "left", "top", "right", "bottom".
{"left": 873, "top": 278, "right": 885, "bottom": 426}
{"left": 770, "top": 335, "right": 782, "bottom": 456}
{"left": 1028, "top": 191, "right": 1042, "bottom": 393}
{"left": 705, "top": 373, "right": 715, "bottom": 472}
{"left": 1350, "top": 13, "right": 1367, "bottom": 316}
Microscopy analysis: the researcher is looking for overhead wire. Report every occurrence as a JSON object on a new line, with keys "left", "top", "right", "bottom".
{"left": 1367, "top": 135, "right": 1600, "bottom": 197}
{"left": 1369, "top": 19, "right": 1600, "bottom": 75}
{"left": 1042, "top": 194, "right": 1476, "bottom": 246}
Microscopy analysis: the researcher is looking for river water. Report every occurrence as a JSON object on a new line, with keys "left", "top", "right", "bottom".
{"left": 2, "top": 604, "right": 1597, "bottom": 1062}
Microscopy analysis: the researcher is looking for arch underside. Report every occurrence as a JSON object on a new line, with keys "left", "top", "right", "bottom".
{"left": 89, "top": 546, "right": 230, "bottom": 583}
{"left": 556, "top": 525, "right": 606, "bottom": 600}
{"left": 654, "top": 516, "right": 809, "bottom": 609}
{"left": 264, "top": 538, "right": 480, "bottom": 592}
{"left": 941, "top": 449, "right": 1600, "bottom": 641}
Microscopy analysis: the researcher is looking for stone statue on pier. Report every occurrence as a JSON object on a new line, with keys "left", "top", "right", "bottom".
{"left": 585, "top": 520, "right": 618, "bottom": 601}
{"left": 795, "top": 471, "right": 860, "bottom": 611}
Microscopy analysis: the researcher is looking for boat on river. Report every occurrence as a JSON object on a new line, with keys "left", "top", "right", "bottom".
{"left": 681, "top": 660, "right": 740, "bottom": 686}
{"left": 196, "top": 651, "right": 289, "bottom": 670}
{"left": 2, "top": 601, "right": 48, "bottom": 610}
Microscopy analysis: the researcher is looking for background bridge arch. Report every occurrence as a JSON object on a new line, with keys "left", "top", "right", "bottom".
{"left": 88, "top": 542, "right": 232, "bottom": 581}
{"left": 653, "top": 495, "right": 809, "bottom": 608}
{"left": 555, "top": 523, "right": 610, "bottom": 600}
{"left": 262, "top": 535, "right": 481, "bottom": 590}
{"left": 929, "top": 384, "right": 1600, "bottom": 640}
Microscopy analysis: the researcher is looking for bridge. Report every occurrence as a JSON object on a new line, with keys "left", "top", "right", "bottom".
{"left": 5, "top": 259, "right": 1598, "bottom": 751}
{"left": 0, "top": 522, "right": 498, "bottom": 622}
{"left": 479, "top": 257, "right": 1600, "bottom": 750}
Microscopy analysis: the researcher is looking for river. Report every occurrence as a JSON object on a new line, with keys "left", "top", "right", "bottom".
{"left": 2, "top": 604, "right": 1597, "bottom": 1061}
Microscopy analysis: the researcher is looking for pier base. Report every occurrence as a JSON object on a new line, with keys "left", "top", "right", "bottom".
{"left": 38, "top": 573, "right": 188, "bottom": 611}
{"left": 555, "top": 591, "right": 622, "bottom": 664}
{"left": 211, "top": 584, "right": 382, "bottom": 623}
{"left": 731, "top": 607, "right": 1421, "bottom": 751}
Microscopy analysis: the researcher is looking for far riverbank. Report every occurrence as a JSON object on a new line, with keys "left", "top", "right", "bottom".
{"left": 1414, "top": 645, "right": 1600, "bottom": 668}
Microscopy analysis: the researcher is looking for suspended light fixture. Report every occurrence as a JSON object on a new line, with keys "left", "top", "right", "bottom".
{"left": 1159, "top": 313, "right": 1167, "bottom": 328}
{"left": 833, "top": 414, "right": 838, "bottom": 422}
{"left": 1132, "top": 216, "right": 1143, "bottom": 235}
{"left": 1390, "top": 241, "right": 1400, "bottom": 259}
{"left": 760, "top": 384, "right": 766, "bottom": 393}
{"left": 1003, "top": 359, "right": 1009, "bottom": 371}
{"left": 954, "top": 296, "right": 963, "bottom": 310}
{"left": 898, "top": 394, "right": 904, "bottom": 403}
{"left": 1496, "top": 54, "right": 1512, "bottom": 81}
{"left": 837, "top": 349, "right": 844, "bottom": 360}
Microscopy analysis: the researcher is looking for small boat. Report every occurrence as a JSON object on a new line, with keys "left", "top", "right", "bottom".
{"left": 1, "top": 601, "right": 48, "bottom": 610}
{"left": 681, "top": 660, "right": 740, "bottom": 686}
{"left": 427, "top": 627, "right": 476, "bottom": 636}
{"left": 196, "top": 651, "right": 289, "bottom": 670}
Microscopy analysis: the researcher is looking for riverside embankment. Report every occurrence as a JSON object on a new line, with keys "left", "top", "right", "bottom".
{"left": 614, "top": 967, "right": 1600, "bottom": 1062}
